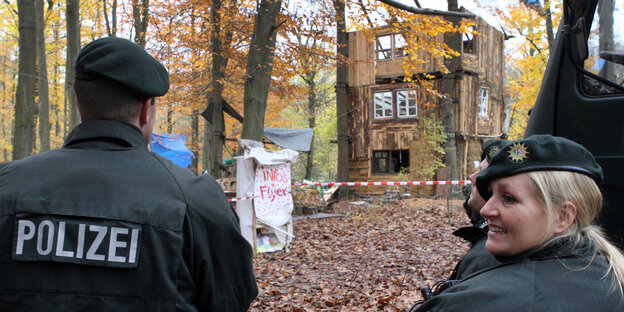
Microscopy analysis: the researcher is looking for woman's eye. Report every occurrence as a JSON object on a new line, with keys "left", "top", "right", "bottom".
{"left": 503, "top": 194, "right": 517, "bottom": 203}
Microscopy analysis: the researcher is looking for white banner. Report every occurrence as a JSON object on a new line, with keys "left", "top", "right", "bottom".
{"left": 253, "top": 163, "right": 293, "bottom": 227}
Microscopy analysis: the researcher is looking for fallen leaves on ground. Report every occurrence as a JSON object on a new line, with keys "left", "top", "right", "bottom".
{"left": 250, "top": 198, "right": 470, "bottom": 311}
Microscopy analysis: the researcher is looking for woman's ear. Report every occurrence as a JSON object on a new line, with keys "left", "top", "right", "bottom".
{"left": 554, "top": 201, "right": 577, "bottom": 234}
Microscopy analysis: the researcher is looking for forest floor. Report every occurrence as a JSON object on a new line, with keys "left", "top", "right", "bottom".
{"left": 249, "top": 195, "right": 470, "bottom": 312}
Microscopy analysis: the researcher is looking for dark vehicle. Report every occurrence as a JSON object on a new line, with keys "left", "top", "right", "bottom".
{"left": 526, "top": 0, "right": 624, "bottom": 247}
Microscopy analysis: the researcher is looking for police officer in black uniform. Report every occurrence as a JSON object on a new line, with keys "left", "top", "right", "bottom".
{"left": 0, "top": 37, "right": 257, "bottom": 311}
{"left": 416, "top": 141, "right": 506, "bottom": 306}
{"left": 449, "top": 139, "right": 507, "bottom": 280}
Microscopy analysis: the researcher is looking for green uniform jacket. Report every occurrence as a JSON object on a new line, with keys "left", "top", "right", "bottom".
{"left": 0, "top": 120, "right": 257, "bottom": 311}
{"left": 415, "top": 236, "right": 623, "bottom": 311}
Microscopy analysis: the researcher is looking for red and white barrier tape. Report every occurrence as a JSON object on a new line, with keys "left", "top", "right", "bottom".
{"left": 296, "top": 180, "right": 471, "bottom": 187}
{"left": 227, "top": 196, "right": 256, "bottom": 202}
{"left": 225, "top": 180, "right": 471, "bottom": 202}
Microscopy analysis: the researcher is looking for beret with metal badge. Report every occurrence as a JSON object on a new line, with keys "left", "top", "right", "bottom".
{"left": 476, "top": 134, "right": 603, "bottom": 200}
{"left": 75, "top": 37, "right": 169, "bottom": 97}
{"left": 481, "top": 139, "right": 509, "bottom": 162}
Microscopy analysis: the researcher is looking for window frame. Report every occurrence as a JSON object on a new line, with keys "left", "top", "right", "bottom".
{"left": 478, "top": 87, "right": 489, "bottom": 119}
{"left": 396, "top": 89, "right": 418, "bottom": 118}
{"left": 373, "top": 90, "right": 394, "bottom": 119}
{"left": 372, "top": 150, "right": 410, "bottom": 174}
{"left": 372, "top": 151, "right": 389, "bottom": 173}
{"left": 376, "top": 34, "right": 393, "bottom": 61}
{"left": 462, "top": 25, "right": 476, "bottom": 55}
{"left": 373, "top": 88, "right": 418, "bottom": 120}
{"left": 375, "top": 33, "right": 406, "bottom": 61}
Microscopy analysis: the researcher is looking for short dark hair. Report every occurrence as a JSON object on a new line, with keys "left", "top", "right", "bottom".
{"left": 74, "top": 78, "right": 147, "bottom": 123}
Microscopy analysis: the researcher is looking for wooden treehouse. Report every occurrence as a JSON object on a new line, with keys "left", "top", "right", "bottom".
{"left": 346, "top": 15, "right": 506, "bottom": 194}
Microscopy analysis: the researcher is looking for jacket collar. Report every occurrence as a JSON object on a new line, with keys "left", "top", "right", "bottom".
{"left": 496, "top": 234, "right": 595, "bottom": 263}
{"left": 63, "top": 120, "right": 147, "bottom": 149}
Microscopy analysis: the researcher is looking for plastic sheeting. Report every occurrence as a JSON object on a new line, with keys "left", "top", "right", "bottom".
{"left": 263, "top": 127, "right": 313, "bottom": 152}
{"left": 150, "top": 133, "right": 194, "bottom": 168}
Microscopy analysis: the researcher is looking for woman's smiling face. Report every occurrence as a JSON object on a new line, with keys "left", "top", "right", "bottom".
{"left": 480, "top": 173, "right": 555, "bottom": 257}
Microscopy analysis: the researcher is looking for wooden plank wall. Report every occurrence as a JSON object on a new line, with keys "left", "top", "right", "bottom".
{"left": 348, "top": 82, "right": 442, "bottom": 182}
{"left": 475, "top": 18, "right": 505, "bottom": 135}
{"left": 347, "top": 31, "right": 374, "bottom": 87}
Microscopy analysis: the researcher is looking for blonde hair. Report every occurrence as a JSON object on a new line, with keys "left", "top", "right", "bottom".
{"left": 527, "top": 171, "right": 624, "bottom": 296}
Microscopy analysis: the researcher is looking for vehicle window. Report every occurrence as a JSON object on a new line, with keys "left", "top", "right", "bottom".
{"left": 583, "top": 0, "right": 624, "bottom": 95}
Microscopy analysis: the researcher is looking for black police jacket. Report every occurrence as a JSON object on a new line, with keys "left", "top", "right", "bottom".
{"left": 0, "top": 120, "right": 257, "bottom": 311}
{"left": 415, "top": 235, "right": 623, "bottom": 311}
{"left": 449, "top": 200, "right": 500, "bottom": 280}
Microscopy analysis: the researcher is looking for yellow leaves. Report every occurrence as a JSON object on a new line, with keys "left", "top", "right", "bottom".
{"left": 502, "top": 1, "right": 562, "bottom": 138}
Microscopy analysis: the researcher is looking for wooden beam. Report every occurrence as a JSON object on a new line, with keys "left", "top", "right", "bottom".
{"left": 377, "top": 0, "right": 476, "bottom": 18}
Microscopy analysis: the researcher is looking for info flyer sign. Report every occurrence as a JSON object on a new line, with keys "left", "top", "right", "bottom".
{"left": 253, "top": 163, "right": 293, "bottom": 226}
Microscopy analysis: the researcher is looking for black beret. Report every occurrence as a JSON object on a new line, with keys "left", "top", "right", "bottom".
{"left": 75, "top": 37, "right": 169, "bottom": 97}
{"left": 481, "top": 139, "right": 509, "bottom": 162}
{"left": 476, "top": 135, "right": 603, "bottom": 199}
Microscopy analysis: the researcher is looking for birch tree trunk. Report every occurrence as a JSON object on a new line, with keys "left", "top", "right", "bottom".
{"left": 13, "top": 0, "right": 37, "bottom": 160}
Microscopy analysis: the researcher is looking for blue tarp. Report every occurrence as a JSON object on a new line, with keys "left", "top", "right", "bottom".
{"left": 150, "top": 133, "right": 194, "bottom": 168}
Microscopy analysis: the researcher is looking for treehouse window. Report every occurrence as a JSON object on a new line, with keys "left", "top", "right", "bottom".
{"left": 373, "top": 150, "right": 410, "bottom": 174}
{"left": 394, "top": 34, "right": 406, "bottom": 58}
{"left": 463, "top": 26, "right": 475, "bottom": 54}
{"left": 374, "top": 91, "right": 393, "bottom": 118}
{"left": 397, "top": 89, "right": 417, "bottom": 118}
{"left": 374, "top": 89, "right": 418, "bottom": 119}
{"left": 376, "top": 33, "right": 406, "bottom": 60}
{"left": 478, "top": 87, "right": 489, "bottom": 118}
{"left": 376, "top": 35, "right": 392, "bottom": 60}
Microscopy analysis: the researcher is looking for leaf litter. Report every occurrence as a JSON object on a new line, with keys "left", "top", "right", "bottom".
{"left": 250, "top": 198, "right": 470, "bottom": 311}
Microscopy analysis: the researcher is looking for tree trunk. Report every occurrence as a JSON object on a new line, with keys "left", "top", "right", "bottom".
{"left": 599, "top": 0, "right": 614, "bottom": 81}
{"left": 132, "top": 0, "right": 149, "bottom": 47}
{"left": 441, "top": 0, "right": 461, "bottom": 196}
{"left": 334, "top": 0, "right": 349, "bottom": 192}
{"left": 206, "top": 0, "right": 233, "bottom": 177}
{"left": 66, "top": 0, "right": 80, "bottom": 130}
{"left": 36, "top": 0, "right": 50, "bottom": 152}
{"left": 543, "top": 1, "right": 554, "bottom": 54}
{"left": 304, "top": 77, "right": 316, "bottom": 180}
{"left": 239, "top": 0, "right": 282, "bottom": 145}
{"left": 167, "top": 109, "right": 173, "bottom": 133}
{"left": 13, "top": 0, "right": 38, "bottom": 160}
{"left": 191, "top": 110, "right": 199, "bottom": 173}
{"left": 103, "top": 0, "right": 117, "bottom": 37}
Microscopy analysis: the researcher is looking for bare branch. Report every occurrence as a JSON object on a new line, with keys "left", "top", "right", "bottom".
{"left": 377, "top": 0, "right": 475, "bottom": 18}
